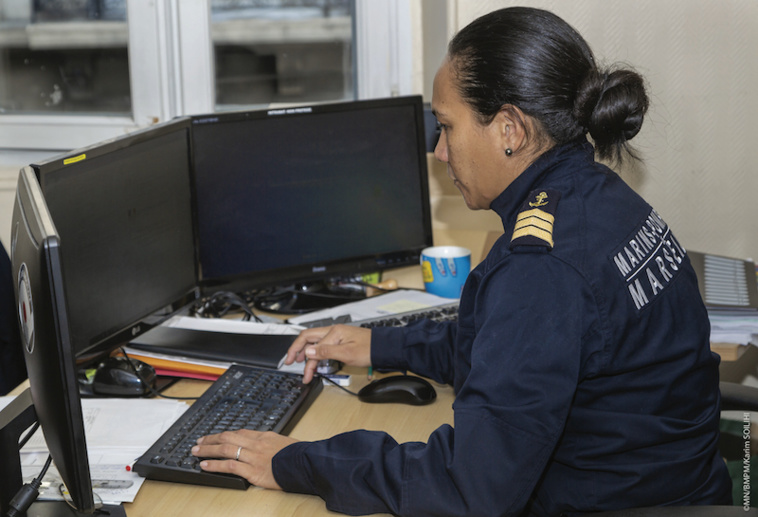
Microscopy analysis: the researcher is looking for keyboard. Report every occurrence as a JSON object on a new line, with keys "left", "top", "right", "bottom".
{"left": 133, "top": 364, "right": 322, "bottom": 490}
{"left": 352, "top": 301, "right": 459, "bottom": 328}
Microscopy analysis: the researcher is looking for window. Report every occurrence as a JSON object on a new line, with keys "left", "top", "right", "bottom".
{"left": 0, "top": 0, "right": 130, "bottom": 115}
{"left": 211, "top": 0, "right": 353, "bottom": 109}
{"left": 0, "top": 0, "right": 412, "bottom": 150}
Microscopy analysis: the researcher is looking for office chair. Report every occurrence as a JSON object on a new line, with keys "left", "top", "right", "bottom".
{"left": 592, "top": 381, "right": 758, "bottom": 516}
{"left": 0, "top": 242, "right": 25, "bottom": 395}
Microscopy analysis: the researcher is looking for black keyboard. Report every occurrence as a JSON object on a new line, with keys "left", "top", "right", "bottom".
{"left": 133, "top": 364, "right": 322, "bottom": 490}
{"left": 352, "top": 301, "right": 459, "bottom": 328}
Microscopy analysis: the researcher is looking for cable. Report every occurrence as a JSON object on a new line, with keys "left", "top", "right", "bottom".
{"left": 351, "top": 279, "right": 396, "bottom": 294}
{"left": 5, "top": 455, "right": 52, "bottom": 517}
{"left": 17, "top": 422, "right": 40, "bottom": 450}
{"left": 191, "top": 291, "right": 262, "bottom": 322}
{"left": 317, "top": 373, "right": 360, "bottom": 397}
{"left": 358, "top": 281, "right": 425, "bottom": 293}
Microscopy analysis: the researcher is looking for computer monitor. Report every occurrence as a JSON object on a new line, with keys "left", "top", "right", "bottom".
{"left": 191, "top": 95, "right": 433, "bottom": 312}
{"left": 32, "top": 118, "right": 198, "bottom": 361}
{"left": 1, "top": 118, "right": 197, "bottom": 513}
{"left": 4, "top": 166, "right": 95, "bottom": 513}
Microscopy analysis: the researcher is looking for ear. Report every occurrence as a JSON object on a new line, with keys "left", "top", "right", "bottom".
{"left": 494, "top": 104, "right": 529, "bottom": 154}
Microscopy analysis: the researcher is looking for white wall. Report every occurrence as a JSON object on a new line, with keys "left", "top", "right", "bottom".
{"left": 440, "top": 0, "right": 758, "bottom": 262}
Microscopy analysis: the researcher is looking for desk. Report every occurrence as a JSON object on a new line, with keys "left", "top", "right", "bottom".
{"left": 121, "top": 368, "right": 455, "bottom": 517}
{"left": 126, "top": 250, "right": 463, "bottom": 515}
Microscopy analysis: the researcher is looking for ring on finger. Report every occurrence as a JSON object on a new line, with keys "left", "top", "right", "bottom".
{"left": 235, "top": 446, "right": 243, "bottom": 461}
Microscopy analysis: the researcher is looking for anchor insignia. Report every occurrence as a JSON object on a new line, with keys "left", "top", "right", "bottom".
{"left": 529, "top": 191, "right": 549, "bottom": 208}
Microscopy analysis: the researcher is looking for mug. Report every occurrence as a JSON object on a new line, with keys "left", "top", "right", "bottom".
{"left": 420, "top": 246, "right": 471, "bottom": 298}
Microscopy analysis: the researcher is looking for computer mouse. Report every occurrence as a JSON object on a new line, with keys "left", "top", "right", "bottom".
{"left": 92, "top": 356, "right": 156, "bottom": 397}
{"left": 357, "top": 375, "right": 437, "bottom": 405}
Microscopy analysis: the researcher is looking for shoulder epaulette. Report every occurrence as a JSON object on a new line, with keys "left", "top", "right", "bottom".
{"left": 510, "top": 189, "right": 561, "bottom": 250}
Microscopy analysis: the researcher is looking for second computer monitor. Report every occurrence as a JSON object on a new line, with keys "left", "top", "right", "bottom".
{"left": 191, "top": 95, "right": 433, "bottom": 304}
{"left": 33, "top": 118, "right": 198, "bottom": 360}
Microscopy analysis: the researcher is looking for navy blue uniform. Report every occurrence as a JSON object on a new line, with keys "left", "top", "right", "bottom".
{"left": 273, "top": 139, "right": 732, "bottom": 516}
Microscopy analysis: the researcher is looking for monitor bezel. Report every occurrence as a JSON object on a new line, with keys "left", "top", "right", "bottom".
{"left": 189, "top": 95, "right": 434, "bottom": 296}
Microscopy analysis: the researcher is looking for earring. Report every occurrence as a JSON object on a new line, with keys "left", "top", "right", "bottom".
{"left": 505, "top": 148, "right": 513, "bottom": 157}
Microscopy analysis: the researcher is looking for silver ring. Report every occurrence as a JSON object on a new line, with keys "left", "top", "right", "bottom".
{"left": 235, "top": 446, "right": 242, "bottom": 461}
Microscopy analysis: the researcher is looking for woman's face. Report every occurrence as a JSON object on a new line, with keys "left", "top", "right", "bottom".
{"left": 431, "top": 59, "right": 514, "bottom": 211}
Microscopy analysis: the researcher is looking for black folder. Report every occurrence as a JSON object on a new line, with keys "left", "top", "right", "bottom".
{"left": 128, "top": 326, "right": 295, "bottom": 369}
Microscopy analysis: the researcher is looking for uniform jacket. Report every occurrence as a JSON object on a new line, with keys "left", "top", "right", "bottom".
{"left": 273, "top": 138, "right": 732, "bottom": 516}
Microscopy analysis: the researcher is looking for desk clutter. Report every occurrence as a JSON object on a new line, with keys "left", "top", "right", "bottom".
{"left": 0, "top": 396, "right": 189, "bottom": 505}
{"left": 117, "top": 292, "right": 457, "bottom": 493}
{"left": 118, "top": 289, "right": 458, "bottom": 382}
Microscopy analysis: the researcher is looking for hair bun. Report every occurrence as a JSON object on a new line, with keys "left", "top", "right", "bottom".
{"left": 575, "top": 67, "right": 649, "bottom": 161}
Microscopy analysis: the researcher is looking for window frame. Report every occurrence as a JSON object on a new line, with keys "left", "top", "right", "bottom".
{"left": 0, "top": 0, "right": 413, "bottom": 151}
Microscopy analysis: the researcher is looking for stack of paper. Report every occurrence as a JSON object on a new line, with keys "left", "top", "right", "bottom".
{"left": 708, "top": 310, "right": 758, "bottom": 347}
{"left": 124, "top": 316, "right": 306, "bottom": 379}
{"left": 0, "top": 396, "right": 188, "bottom": 504}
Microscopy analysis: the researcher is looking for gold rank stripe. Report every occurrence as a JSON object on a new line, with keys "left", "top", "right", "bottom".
{"left": 512, "top": 208, "right": 555, "bottom": 247}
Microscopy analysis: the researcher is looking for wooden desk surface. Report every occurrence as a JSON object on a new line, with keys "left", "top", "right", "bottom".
{"left": 123, "top": 368, "right": 455, "bottom": 517}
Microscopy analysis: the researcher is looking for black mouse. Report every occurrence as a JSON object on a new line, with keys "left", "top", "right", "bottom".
{"left": 92, "top": 356, "right": 156, "bottom": 397}
{"left": 358, "top": 375, "right": 437, "bottom": 405}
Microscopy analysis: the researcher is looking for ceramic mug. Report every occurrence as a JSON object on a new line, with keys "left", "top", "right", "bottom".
{"left": 420, "top": 246, "right": 471, "bottom": 298}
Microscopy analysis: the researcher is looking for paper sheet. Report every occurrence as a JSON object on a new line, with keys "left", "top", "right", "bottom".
{"left": 1, "top": 396, "right": 188, "bottom": 504}
{"left": 708, "top": 311, "right": 758, "bottom": 346}
{"left": 163, "top": 315, "right": 304, "bottom": 335}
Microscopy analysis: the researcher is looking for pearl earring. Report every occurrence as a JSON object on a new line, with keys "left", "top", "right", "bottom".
{"left": 505, "top": 148, "right": 513, "bottom": 157}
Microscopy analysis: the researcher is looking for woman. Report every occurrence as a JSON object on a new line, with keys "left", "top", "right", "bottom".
{"left": 192, "top": 7, "right": 732, "bottom": 515}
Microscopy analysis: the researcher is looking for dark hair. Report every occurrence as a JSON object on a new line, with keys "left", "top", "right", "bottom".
{"left": 448, "top": 7, "right": 649, "bottom": 163}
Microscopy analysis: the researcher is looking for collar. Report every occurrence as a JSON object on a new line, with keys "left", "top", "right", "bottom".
{"left": 489, "top": 138, "right": 595, "bottom": 228}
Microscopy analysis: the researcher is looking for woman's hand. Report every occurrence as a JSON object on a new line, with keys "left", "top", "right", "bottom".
{"left": 191, "top": 430, "right": 297, "bottom": 489}
{"left": 285, "top": 324, "right": 372, "bottom": 383}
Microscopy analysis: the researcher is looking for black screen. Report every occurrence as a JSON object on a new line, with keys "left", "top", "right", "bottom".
{"left": 191, "top": 96, "right": 432, "bottom": 292}
{"left": 35, "top": 120, "right": 197, "bottom": 358}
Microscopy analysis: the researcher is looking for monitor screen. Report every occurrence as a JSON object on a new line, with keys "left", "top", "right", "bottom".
{"left": 34, "top": 118, "right": 197, "bottom": 360}
{"left": 191, "top": 95, "right": 432, "bottom": 310}
{"left": 9, "top": 166, "right": 95, "bottom": 512}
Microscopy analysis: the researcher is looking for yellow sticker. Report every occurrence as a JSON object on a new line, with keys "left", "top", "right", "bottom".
{"left": 63, "top": 153, "right": 87, "bottom": 165}
{"left": 422, "top": 261, "right": 434, "bottom": 283}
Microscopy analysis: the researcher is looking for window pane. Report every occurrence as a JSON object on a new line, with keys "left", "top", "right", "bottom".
{"left": 0, "top": 0, "right": 130, "bottom": 115}
{"left": 211, "top": 0, "right": 354, "bottom": 110}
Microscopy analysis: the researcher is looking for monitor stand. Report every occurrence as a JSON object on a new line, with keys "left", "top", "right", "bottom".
{"left": 0, "top": 390, "right": 126, "bottom": 517}
{"left": 253, "top": 281, "right": 366, "bottom": 314}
